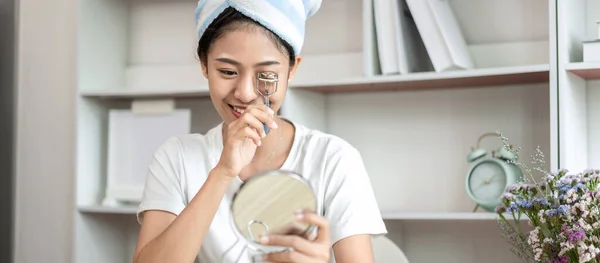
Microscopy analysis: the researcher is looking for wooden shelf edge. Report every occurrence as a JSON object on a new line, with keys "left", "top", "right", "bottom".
{"left": 381, "top": 212, "right": 529, "bottom": 221}
{"left": 78, "top": 205, "right": 138, "bottom": 215}
{"left": 79, "top": 88, "right": 210, "bottom": 99}
{"left": 77, "top": 205, "right": 531, "bottom": 222}
{"left": 78, "top": 64, "right": 550, "bottom": 99}
{"left": 565, "top": 62, "right": 600, "bottom": 79}
{"left": 293, "top": 64, "right": 550, "bottom": 93}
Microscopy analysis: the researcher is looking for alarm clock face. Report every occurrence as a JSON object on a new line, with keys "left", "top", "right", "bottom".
{"left": 468, "top": 160, "right": 507, "bottom": 203}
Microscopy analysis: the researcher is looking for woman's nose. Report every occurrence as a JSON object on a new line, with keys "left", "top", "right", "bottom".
{"left": 233, "top": 75, "right": 259, "bottom": 103}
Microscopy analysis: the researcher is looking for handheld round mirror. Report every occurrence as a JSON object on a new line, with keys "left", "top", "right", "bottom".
{"left": 231, "top": 170, "right": 318, "bottom": 244}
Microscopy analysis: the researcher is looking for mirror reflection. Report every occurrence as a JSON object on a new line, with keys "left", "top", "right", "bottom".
{"left": 231, "top": 170, "right": 318, "bottom": 243}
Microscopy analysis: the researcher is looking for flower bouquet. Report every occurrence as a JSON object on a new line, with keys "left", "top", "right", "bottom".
{"left": 494, "top": 133, "right": 600, "bottom": 263}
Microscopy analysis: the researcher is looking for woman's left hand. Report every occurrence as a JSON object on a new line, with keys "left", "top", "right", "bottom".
{"left": 260, "top": 211, "right": 331, "bottom": 263}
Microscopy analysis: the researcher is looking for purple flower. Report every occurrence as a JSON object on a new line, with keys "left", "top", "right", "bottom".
{"left": 506, "top": 202, "right": 519, "bottom": 213}
{"left": 545, "top": 205, "right": 569, "bottom": 217}
{"left": 572, "top": 183, "right": 587, "bottom": 192}
{"left": 568, "top": 229, "right": 586, "bottom": 243}
{"left": 506, "top": 184, "right": 520, "bottom": 194}
{"left": 549, "top": 255, "right": 569, "bottom": 263}
{"left": 495, "top": 205, "right": 507, "bottom": 214}
{"left": 583, "top": 169, "right": 594, "bottom": 175}
{"left": 557, "top": 182, "right": 587, "bottom": 195}
{"left": 521, "top": 184, "right": 535, "bottom": 191}
{"left": 557, "top": 168, "right": 569, "bottom": 175}
{"left": 559, "top": 185, "right": 570, "bottom": 193}
{"left": 582, "top": 177, "right": 591, "bottom": 183}
{"left": 539, "top": 179, "right": 549, "bottom": 190}
{"left": 531, "top": 197, "right": 550, "bottom": 208}
{"left": 516, "top": 199, "right": 534, "bottom": 210}
{"left": 501, "top": 193, "right": 515, "bottom": 204}
{"left": 557, "top": 205, "right": 568, "bottom": 214}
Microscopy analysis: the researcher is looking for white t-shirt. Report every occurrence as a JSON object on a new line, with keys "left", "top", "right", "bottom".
{"left": 137, "top": 119, "right": 387, "bottom": 262}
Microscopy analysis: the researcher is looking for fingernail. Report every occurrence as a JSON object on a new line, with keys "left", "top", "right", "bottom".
{"left": 272, "top": 121, "right": 278, "bottom": 128}
{"left": 260, "top": 235, "right": 269, "bottom": 244}
{"left": 267, "top": 108, "right": 274, "bottom": 114}
{"left": 296, "top": 212, "right": 304, "bottom": 220}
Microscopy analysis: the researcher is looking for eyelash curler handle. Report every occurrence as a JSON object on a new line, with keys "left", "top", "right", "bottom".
{"left": 256, "top": 72, "right": 278, "bottom": 137}
{"left": 263, "top": 99, "right": 270, "bottom": 135}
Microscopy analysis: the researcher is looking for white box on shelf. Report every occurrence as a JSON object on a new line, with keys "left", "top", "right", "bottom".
{"left": 583, "top": 40, "right": 600, "bottom": 62}
{"left": 102, "top": 106, "right": 191, "bottom": 206}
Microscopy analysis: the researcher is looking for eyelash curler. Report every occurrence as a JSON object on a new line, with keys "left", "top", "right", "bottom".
{"left": 256, "top": 72, "right": 279, "bottom": 135}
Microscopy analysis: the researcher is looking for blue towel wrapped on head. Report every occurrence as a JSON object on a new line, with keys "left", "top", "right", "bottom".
{"left": 195, "top": 0, "right": 322, "bottom": 56}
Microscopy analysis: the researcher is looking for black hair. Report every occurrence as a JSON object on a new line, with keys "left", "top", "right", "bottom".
{"left": 197, "top": 7, "right": 296, "bottom": 69}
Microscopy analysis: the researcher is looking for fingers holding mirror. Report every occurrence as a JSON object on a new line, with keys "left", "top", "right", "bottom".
{"left": 295, "top": 210, "right": 330, "bottom": 244}
{"left": 259, "top": 210, "right": 332, "bottom": 263}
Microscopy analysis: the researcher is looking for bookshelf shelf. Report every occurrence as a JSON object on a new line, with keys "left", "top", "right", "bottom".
{"left": 80, "top": 88, "right": 209, "bottom": 99}
{"left": 294, "top": 64, "right": 550, "bottom": 93}
{"left": 78, "top": 205, "right": 138, "bottom": 215}
{"left": 81, "top": 64, "right": 550, "bottom": 99}
{"left": 77, "top": 207, "right": 528, "bottom": 222}
{"left": 565, "top": 62, "right": 600, "bottom": 80}
{"left": 381, "top": 212, "right": 527, "bottom": 221}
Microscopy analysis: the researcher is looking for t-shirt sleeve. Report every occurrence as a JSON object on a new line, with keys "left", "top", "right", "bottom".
{"left": 323, "top": 145, "right": 388, "bottom": 245}
{"left": 136, "top": 137, "right": 187, "bottom": 224}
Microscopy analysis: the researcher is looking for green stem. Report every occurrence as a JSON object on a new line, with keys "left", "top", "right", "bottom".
{"left": 511, "top": 212, "right": 528, "bottom": 243}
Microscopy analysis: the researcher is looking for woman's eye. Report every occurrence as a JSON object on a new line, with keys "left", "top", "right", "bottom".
{"left": 219, "top": 70, "right": 237, "bottom": 76}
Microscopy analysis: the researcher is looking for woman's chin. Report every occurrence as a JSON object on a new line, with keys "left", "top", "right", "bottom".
{"left": 215, "top": 111, "right": 234, "bottom": 126}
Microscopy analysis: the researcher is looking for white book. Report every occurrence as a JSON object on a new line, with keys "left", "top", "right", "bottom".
{"left": 363, "top": 0, "right": 380, "bottom": 77}
{"left": 406, "top": 0, "right": 474, "bottom": 72}
{"left": 374, "top": 0, "right": 401, "bottom": 75}
{"left": 427, "top": 0, "right": 473, "bottom": 69}
{"left": 396, "top": 0, "right": 434, "bottom": 74}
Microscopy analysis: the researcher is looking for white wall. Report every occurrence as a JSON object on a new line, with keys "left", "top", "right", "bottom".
{"left": 14, "top": 0, "right": 76, "bottom": 262}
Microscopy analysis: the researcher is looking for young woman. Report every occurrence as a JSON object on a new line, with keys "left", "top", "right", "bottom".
{"left": 133, "top": 1, "right": 387, "bottom": 262}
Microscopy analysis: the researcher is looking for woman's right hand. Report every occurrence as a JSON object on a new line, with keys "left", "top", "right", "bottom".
{"left": 216, "top": 104, "right": 278, "bottom": 178}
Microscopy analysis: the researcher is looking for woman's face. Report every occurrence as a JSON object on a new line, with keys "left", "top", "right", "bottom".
{"left": 201, "top": 27, "right": 301, "bottom": 125}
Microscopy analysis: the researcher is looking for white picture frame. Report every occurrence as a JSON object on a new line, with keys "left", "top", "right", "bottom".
{"left": 102, "top": 108, "right": 191, "bottom": 206}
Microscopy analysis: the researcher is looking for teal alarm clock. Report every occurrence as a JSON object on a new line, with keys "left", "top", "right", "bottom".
{"left": 465, "top": 132, "right": 523, "bottom": 212}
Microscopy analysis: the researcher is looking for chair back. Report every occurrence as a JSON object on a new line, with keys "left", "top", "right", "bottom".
{"left": 371, "top": 235, "right": 410, "bottom": 263}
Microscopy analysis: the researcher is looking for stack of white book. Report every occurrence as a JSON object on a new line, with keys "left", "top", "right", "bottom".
{"left": 373, "top": 0, "right": 474, "bottom": 75}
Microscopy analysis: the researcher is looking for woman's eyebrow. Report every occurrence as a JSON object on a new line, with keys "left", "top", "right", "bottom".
{"left": 215, "top": 57, "right": 280, "bottom": 67}
{"left": 254, "top": 60, "right": 280, "bottom": 67}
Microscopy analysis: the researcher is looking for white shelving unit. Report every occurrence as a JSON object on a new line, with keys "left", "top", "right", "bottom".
{"left": 557, "top": 0, "right": 600, "bottom": 176}
{"left": 73, "top": 0, "right": 558, "bottom": 262}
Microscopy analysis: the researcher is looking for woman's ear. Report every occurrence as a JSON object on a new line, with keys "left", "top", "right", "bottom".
{"left": 200, "top": 61, "right": 209, "bottom": 79}
{"left": 287, "top": 55, "right": 303, "bottom": 83}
